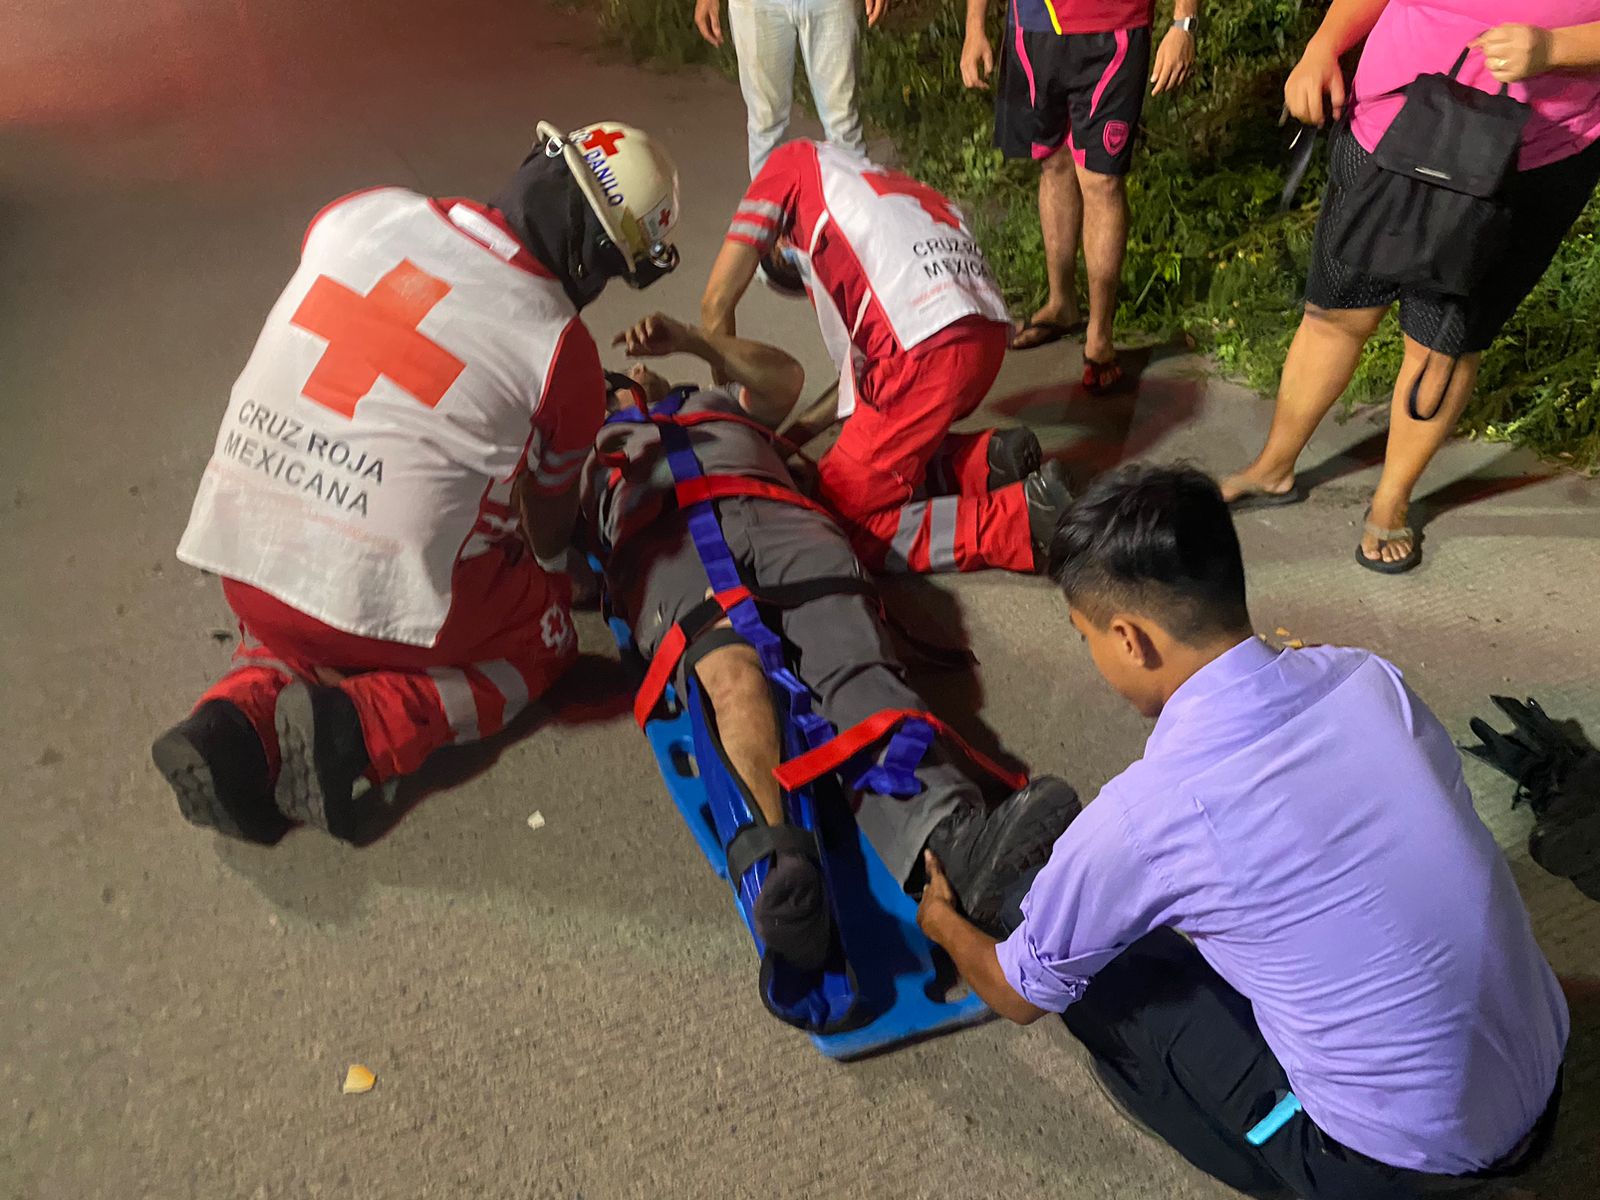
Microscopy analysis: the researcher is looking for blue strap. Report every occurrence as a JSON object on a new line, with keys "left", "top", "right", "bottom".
{"left": 851, "top": 717, "right": 931, "bottom": 798}
{"left": 648, "top": 402, "right": 933, "bottom": 798}
{"left": 1245, "top": 1092, "right": 1302, "bottom": 1146}
{"left": 604, "top": 385, "right": 690, "bottom": 427}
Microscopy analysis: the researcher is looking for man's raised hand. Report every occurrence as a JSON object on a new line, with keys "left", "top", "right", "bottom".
{"left": 613, "top": 313, "right": 695, "bottom": 358}
{"left": 865, "top": 0, "right": 889, "bottom": 28}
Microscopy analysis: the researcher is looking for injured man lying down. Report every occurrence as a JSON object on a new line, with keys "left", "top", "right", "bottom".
{"left": 582, "top": 313, "right": 1080, "bottom": 969}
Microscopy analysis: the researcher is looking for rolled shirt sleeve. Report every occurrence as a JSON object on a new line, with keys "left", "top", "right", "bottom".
{"left": 996, "top": 785, "right": 1180, "bottom": 1012}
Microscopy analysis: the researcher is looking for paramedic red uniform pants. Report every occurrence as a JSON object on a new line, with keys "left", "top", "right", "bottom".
{"left": 196, "top": 546, "right": 578, "bottom": 783}
{"left": 815, "top": 318, "right": 1033, "bottom": 574}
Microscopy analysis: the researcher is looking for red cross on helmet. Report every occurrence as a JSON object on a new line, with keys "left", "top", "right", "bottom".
{"left": 537, "top": 119, "right": 681, "bottom": 286}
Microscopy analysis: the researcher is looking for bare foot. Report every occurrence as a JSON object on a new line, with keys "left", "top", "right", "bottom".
{"left": 1359, "top": 492, "right": 1415, "bottom": 566}
{"left": 1219, "top": 464, "right": 1297, "bottom": 504}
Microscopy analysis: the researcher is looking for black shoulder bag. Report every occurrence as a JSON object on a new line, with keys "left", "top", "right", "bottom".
{"left": 1326, "top": 46, "right": 1530, "bottom": 299}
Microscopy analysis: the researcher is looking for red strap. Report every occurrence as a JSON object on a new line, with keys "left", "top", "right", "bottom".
{"left": 635, "top": 623, "right": 687, "bottom": 728}
{"left": 632, "top": 585, "right": 754, "bottom": 728}
{"left": 772, "top": 708, "right": 1030, "bottom": 793}
{"left": 676, "top": 474, "right": 834, "bottom": 521}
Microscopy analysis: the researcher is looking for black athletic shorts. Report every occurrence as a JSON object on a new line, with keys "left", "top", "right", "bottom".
{"left": 994, "top": 25, "right": 1151, "bottom": 175}
{"left": 1305, "top": 125, "right": 1600, "bottom": 355}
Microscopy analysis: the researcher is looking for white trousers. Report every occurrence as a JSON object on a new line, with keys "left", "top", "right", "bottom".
{"left": 728, "top": 0, "right": 866, "bottom": 177}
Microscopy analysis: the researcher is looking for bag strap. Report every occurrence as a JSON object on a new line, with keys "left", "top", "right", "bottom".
{"left": 1406, "top": 354, "right": 1461, "bottom": 422}
{"left": 1451, "top": 41, "right": 1510, "bottom": 96}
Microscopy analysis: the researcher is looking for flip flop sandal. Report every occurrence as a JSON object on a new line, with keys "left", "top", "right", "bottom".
{"left": 1228, "top": 482, "right": 1307, "bottom": 511}
{"left": 1009, "top": 318, "right": 1084, "bottom": 351}
{"left": 1081, "top": 356, "right": 1124, "bottom": 394}
{"left": 1355, "top": 511, "right": 1422, "bottom": 574}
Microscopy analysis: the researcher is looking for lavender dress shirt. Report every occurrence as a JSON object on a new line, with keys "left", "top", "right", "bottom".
{"left": 998, "top": 638, "right": 1568, "bottom": 1174}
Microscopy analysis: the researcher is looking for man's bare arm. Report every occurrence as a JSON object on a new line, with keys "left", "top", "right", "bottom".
{"left": 614, "top": 313, "right": 805, "bottom": 429}
{"left": 701, "top": 240, "right": 762, "bottom": 340}
{"left": 516, "top": 478, "right": 583, "bottom": 572}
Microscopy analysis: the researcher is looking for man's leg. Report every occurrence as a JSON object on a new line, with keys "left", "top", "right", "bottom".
{"left": 1074, "top": 164, "right": 1127, "bottom": 368}
{"left": 743, "top": 501, "right": 1077, "bottom": 919}
{"left": 795, "top": 0, "right": 865, "bottom": 157}
{"left": 1066, "top": 929, "right": 1437, "bottom": 1200}
{"left": 692, "top": 640, "right": 785, "bottom": 829}
{"left": 1033, "top": 151, "right": 1085, "bottom": 335}
{"left": 1219, "top": 303, "right": 1388, "bottom": 503}
{"left": 728, "top": 0, "right": 799, "bottom": 177}
{"left": 1055, "top": 27, "right": 1148, "bottom": 372}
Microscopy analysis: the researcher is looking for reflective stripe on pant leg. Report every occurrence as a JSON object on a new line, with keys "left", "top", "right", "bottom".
{"left": 475, "top": 658, "right": 531, "bottom": 727}
{"left": 427, "top": 668, "right": 480, "bottom": 743}
{"left": 884, "top": 500, "right": 927, "bottom": 573}
{"left": 927, "top": 496, "right": 960, "bottom": 572}
{"left": 882, "top": 495, "right": 960, "bottom": 574}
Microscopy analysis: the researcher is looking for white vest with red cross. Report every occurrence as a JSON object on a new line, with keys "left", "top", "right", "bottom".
{"left": 793, "top": 144, "right": 1009, "bottom": 415}
{"left": 177, "top": 187, "right": 590, "bottom": 648}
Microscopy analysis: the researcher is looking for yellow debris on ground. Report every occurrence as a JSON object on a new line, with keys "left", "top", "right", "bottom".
{"left": 342, "top": 1064, "right": 376, "bottom": 1095}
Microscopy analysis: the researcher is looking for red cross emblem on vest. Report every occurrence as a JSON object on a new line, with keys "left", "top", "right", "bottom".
{"left": 863, "top": 170, "right": 961, "bottom": 230}
{"left": 582, "top": 128, "right": 626, "bottom": 156}
{"left": 289, "top": 260, "right": 467, "bottom": 419}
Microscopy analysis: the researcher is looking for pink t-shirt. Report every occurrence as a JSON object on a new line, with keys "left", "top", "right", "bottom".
{"left": 1351, "top": 0, "right": 1600, "bottom": 170}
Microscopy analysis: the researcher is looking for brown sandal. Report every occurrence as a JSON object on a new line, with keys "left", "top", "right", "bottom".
{"left": 1355, "top": 509, "right": 1422, "bottom": 574}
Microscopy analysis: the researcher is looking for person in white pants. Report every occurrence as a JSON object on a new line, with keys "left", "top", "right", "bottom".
{"left": 695, "top": 0, "right": 886, "bottom": 176}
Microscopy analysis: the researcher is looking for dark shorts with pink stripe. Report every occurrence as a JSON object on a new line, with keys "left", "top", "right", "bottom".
{"left": 994, "top": 25, "right": 1150, "bottom": 175}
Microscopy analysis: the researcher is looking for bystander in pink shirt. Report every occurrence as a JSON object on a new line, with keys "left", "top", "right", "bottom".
{"left": 1352, "top": 0, "right": 1600, "bottom": 170}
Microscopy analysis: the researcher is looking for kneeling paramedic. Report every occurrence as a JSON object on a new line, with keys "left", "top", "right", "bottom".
{"left": 700, "top": 138, "right": 1072, "bottom": 576}
{"left": 152, "top": 121, "right": 681, "bottom": 843}
{"left": 587, "top": 313, "right": 1081, "bottom": 969}
{"left": 917, "top": 464, "right": 1568, "bottom": 1199}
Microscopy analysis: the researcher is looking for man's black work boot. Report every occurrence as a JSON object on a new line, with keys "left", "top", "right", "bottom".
{"left": 273, "top": 682, "right": 372, "bottom": 841}
{"left": 924, "top": 775, "right": 1082, "bottom": 936}
{"left": 1023, "top": 460, "right": 1074, "bottom": 572}
{"left": 151, "top": 700, "right": 291, "bottom": 844}
{"left": 986, "top": 426, "right": 1043, "bottom": 490}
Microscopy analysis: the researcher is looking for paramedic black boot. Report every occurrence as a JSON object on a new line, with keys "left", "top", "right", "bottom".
{"left": 151, "top": 700, "right": 291, "bottom": 844}
{"left": 924, "top": 775, "right": 1082, "bottom": 936}
{"left": 1024, "top": 461, "right": 1074, "bottom": 573}
{"left": 986, "top": 427, "right": 1043, "bottom": 490}
{"left": 273, "top": 682, "right": 372, "bottom": 841}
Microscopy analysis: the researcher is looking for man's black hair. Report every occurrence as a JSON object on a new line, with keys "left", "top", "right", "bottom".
{"left": 1048, "top": 463, "right": 1250, "bottom": 644}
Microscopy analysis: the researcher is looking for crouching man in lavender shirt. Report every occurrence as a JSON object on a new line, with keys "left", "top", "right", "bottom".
{"left": 917, "top": 463, "right": 1568, "bottom": 1199}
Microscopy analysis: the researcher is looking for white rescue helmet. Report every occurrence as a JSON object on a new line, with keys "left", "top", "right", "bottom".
{"left": 537, "top": 119, "right": 681, "bottom": 286}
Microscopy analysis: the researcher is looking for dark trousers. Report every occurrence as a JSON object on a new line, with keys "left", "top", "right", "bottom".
{"left": 1062, "top": 929, "right": 1560, "bottom": 1200}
